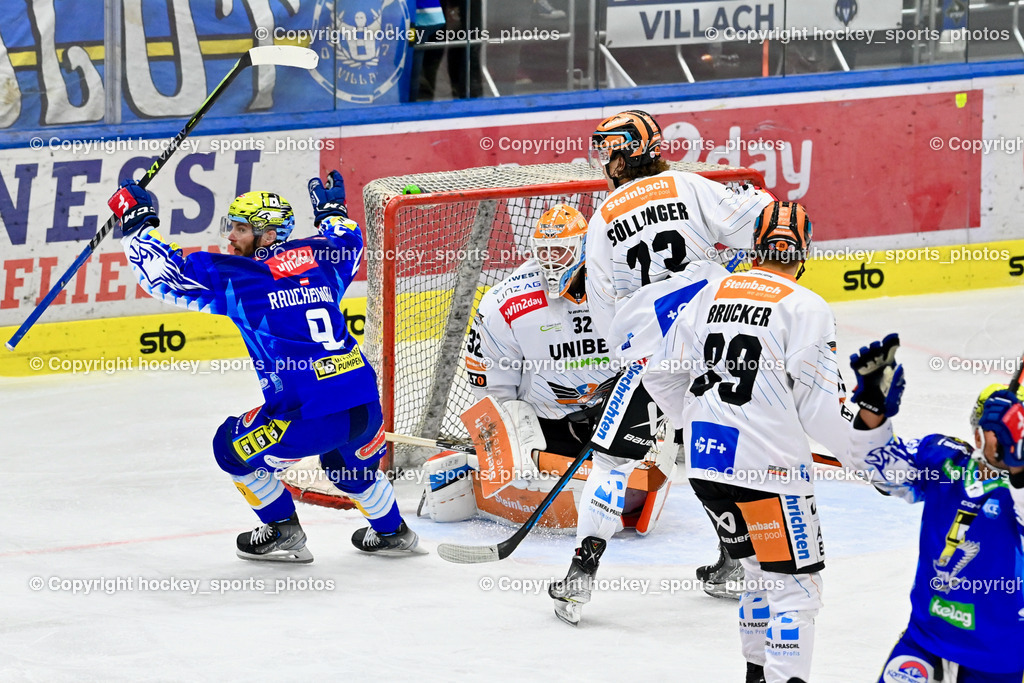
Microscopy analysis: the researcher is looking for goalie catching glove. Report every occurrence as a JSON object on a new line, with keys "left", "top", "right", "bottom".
{"left": 849, "top": 333, "right": 905, "bottom": 417}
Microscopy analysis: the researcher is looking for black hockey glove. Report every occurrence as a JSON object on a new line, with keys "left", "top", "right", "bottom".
{"left": 849, "top": 333, "right": 905, "bottom": 417}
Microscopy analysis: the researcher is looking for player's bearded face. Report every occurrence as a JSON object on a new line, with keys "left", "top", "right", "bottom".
{"left": 224, "top": 221, "right": 258, "bottom": 257}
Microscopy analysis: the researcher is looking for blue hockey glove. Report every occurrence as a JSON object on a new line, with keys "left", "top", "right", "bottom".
{"left": 108, "top": 179, "right": 159, "bottom": 237}
{"left": 849, "top": 333, "right": 905, "bottom": 417}
{"left": 308, "top": 170, "right": 348, "bottom": 228}
{"left": 979, "top": 389, "right": 1024, "bottom": 466}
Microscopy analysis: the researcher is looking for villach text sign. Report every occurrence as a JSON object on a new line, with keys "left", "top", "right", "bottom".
{"left": 605, "top": 0, "right": 902, "bottom": 48}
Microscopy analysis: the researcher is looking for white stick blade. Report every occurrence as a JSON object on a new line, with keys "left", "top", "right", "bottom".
{"left": 248, "top": 46, "right": 319, "bottom": 69}
{"left": 437, "top": 542, "right": 500, "bottom": 564}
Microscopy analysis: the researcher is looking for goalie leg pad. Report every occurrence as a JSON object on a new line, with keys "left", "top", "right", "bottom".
{"left": 461, "top": 396, "right": 543, "bottom": 497}
{"left": 576, "top": 451, "right": 639, "bottom": 541}
{"left": 421, "top": 451, "right": 477, "bottom": 522}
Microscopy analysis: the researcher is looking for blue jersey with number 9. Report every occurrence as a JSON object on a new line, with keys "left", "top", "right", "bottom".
{"left": 122, "top": 216, "right": 377, "bottom": 420}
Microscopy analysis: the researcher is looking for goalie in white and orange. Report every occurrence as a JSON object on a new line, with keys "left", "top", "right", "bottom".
{"left": 418, "top": 203, "right": 677, "bottom": 538}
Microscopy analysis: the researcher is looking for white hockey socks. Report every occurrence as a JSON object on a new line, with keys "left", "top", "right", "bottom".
{"left": 738, "top": 557, "right": 769, "bottom": 667}
{"left": 762, "top": 570, "right": 822, "bottom": 683}
{"left": 346, "top": 470, "right": 402, "bottom": 533}
{"left": 576, "top": 451, "right": 639, "bottom": 541}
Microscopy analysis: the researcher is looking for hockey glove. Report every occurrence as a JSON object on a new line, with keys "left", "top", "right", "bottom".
{"left": 849, "top": 333, "right": 905, "bottom": 417}
{"left": 108, "top": 180, "right": 159, "bottom": 237}
{"left": 978, "top": 389, "right": 1024, "bottom": 466}
{"left": 308, "top": 170, "right": 348, "bottom": 228}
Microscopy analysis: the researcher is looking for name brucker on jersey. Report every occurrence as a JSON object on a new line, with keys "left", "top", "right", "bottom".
{"left": 707, "top": 302, "right": 773, "bottom": 327}
{"left": 607, "top": 201, "right": 690, "bottom": 246}
{"left": 268, "top": 285, "right": 334, "bottom": 310}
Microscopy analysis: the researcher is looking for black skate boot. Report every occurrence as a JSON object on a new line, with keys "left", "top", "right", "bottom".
{"left": 351, "top": 521, "right": 424, "bottom": 555}
{"left": 236, "top": 512, "right": 313, "bottom": 563}
{"left": 548, "top": 536, "right": 606, "bottom": 626}
{"left": 696, "top": 543, "right": 744, "bottom": 599}
{"left": 745, "top": 662, "right": 766, "bottom": 683}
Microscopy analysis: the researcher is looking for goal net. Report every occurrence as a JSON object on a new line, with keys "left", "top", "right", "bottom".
{"left": 361, "top": 161, "right": 765, "bottom": 470}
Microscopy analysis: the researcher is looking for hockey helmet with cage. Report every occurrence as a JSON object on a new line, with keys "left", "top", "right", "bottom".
{"left": 751, "top": 201, "right": 812, "bottom": 266}
{"left": 970, "top": 383, "right": 1024, "bottom": 430}
{"left": 590, "top": 110, "right": 663, "bottom": 171}
{"left": 531, "top": 203, "right": 588, "bottom": 298}
{"left": 220, "top": 191, "right": 295, "bottom": 244}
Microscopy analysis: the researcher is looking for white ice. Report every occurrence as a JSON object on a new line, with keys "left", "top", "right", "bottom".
{"left": 3, "top": 287, "right": 1023, "bottom": 682}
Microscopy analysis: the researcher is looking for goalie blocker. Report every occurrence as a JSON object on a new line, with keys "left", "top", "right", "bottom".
{"left": 420, "top": 391, "right": 675, "bottom": 534}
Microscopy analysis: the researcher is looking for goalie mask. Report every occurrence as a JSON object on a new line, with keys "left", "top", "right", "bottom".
{"left": 589, "top": 110, "right": 663, "bottom": 171}
{"left": 220, "top": 191, "right": 295, "bottom": 245}
{"left": 531, "top": 204, "right": 587, "bottom": 299}
{"left": 751, "top": 201, "right": 812, "bottom": 273}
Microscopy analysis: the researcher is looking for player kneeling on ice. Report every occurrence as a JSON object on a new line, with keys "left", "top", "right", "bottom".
{"left": 643, "top": 202, "right": 897, "bottom": 683}
{"left": 110, "top": 171, "right": 421, "bottom": 563}
{"left": 421, "top": 204, "right": 676, "bottom": 537}
{"left": 846, "top": 341, "right": 1024, "bottom": 683}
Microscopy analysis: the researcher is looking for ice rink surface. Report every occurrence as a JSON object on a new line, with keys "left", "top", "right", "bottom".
{"left": 3, "top": 286, "right": 1023, "bottom": 682}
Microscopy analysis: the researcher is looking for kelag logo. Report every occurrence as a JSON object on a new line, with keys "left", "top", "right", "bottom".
{"left": 843, "top": 263, "right": 884, "bottom": 291}
{"left": 140, "top": 325, "right": 186, "bottom": 354}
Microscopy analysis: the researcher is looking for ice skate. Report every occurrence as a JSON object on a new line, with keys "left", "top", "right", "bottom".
{"left": 696, "top": 543, "right": 744, "bottom": 599}
{"left": 351, "top": 521, "right": 425, "bottom": 555}
{"left": 236, "top": 513, "right": 313, "bottom": 563}
{"left": 549, "top": 536, "right": 606, "bottom": 625}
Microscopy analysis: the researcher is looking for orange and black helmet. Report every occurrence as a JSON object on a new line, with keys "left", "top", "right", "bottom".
{"left": 751, "top": 201, "right": 812, "bottom": 264}
{"left": 591, "top": 110, "right": 663, "bottom": 169}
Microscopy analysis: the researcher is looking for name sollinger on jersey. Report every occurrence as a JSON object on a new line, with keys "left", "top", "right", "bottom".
{"left": 586, "top": 169, "right": 773, "bottom": 340}
{"left": 466, "top": 262, "right": 616, "bottom": 419}
{"left": 644, "top": 267, "right": 891, "bottom": 495}
{"left": 121, "top": 216, "right": 377, "bottom": 420}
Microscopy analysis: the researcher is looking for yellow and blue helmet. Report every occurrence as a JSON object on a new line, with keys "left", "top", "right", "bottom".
{"left": 220, "top": 191, "right": 294, "bottom": 243}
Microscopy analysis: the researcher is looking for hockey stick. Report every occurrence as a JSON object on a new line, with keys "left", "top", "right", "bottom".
{"left": 437, "top": 447, "right": 593, "bottom": 564}
{"left": 5, "top": 45, "right": 318, "bottom": 351}
{"left": 1009, "top": 352, "right": 1024, "bottom": 393}
{"left": 385, "top": 432, "right": 477, "bottom": 455}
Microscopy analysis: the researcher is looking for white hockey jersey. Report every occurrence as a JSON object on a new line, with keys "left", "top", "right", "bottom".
{"left": 643, "top": 267, "right": 892, "bottom": 495}
{"left": 467, "top": 262, "right": 617, "bottom": 420}
{"left": 586, "top": 170, "right": 773, "bottom": 344}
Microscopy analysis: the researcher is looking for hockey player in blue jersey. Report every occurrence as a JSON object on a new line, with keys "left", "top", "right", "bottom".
{"left": 847, "top": 336, "right": 1024, "bottom": 682}
{"left": 109, "top": 171, "right": 421, "bottom": 563}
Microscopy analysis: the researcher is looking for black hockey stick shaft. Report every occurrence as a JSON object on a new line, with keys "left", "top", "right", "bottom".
{"left": 1009, "top": 352, "right": 1024, "bottom": 393}
{"left": 437, "top": 447, "right": 592, "bottom": 564}
{"left": 6, "top": 47, "right": 316, "bottom": 350}
{"left": 494, "top": 447, "right": 592, "bottom": 558}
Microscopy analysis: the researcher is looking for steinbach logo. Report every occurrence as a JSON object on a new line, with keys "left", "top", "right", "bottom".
{"left": 500, "top": 292, "right": 546, "bottom": 324}
{"left": 310, "top": 0, "right": 411, "bottom": 104}
{"left": 266, "top": 246, "right": 318, "bottom": 280}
